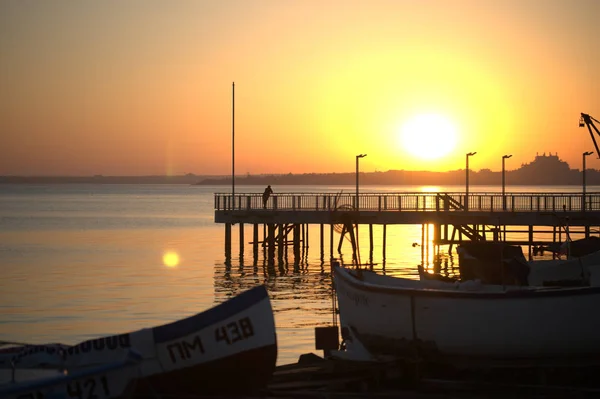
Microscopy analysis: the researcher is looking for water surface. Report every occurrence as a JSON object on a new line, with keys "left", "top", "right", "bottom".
{"left": 1, "top": 184, "right": 595, "bottom": 365}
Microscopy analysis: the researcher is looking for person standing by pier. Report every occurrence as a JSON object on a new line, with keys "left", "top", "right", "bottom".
{"left": 262, "top": 185, "right": 273, "bottom": 209}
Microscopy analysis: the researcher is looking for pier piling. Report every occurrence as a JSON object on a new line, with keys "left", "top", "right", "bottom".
{"left": 216, "top": 192, "right": 600, "bottom": 270}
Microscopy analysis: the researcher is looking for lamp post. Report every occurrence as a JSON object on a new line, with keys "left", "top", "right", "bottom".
{"left": 231, "top": 82, "right": 235, "bottom": 209}
{"left": 356, "top": 154, "right": 367, "bottom": 210}
{"left": 465, "top": 152, "right": 476, "bottom": 211}
{"left": 502, "top": 154, "right": 512, "bottom": 210}
{"left": 583, "top": 151, "right": 593, "bottom": 211}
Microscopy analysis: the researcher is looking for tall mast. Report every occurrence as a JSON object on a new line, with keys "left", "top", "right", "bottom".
{"left": 232, "top": 82, "right": 235, "bottom": 206}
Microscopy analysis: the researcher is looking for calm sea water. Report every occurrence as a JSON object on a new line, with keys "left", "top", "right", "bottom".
{"left": 0, "top": 183, "right": 596, "bottom": 366}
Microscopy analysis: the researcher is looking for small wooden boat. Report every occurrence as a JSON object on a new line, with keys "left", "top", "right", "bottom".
{"left": 1, "top": 351, "right": 141, "bottom": 399}
{"left": 2, "top": 285, "right": 277, "bottom": 397}
{"left": 333, "top": 262, "right": 600, "bottom": 366}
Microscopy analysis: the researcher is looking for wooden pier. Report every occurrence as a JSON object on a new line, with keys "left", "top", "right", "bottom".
{"left": 264, "top": 354, "right": 600, "bottom": 398}
{"left": 210, "top": 191, "right": 600, "bottom": 398}
{"left": 214, "top": 192, "right": 600, "bottom": 263}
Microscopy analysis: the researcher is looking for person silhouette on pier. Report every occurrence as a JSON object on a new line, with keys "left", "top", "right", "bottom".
{"left": 262, "top": 185, "right": 273, "bottom": 209}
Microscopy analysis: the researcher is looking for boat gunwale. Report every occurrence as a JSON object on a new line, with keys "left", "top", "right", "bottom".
{"left": 334, "top": 265, "right": 600, "bottom": 299}
{"left": 153, "top": 284, "right": 270, "bottom": 343}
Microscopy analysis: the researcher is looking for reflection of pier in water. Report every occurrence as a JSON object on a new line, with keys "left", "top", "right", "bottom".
{"left": 214, "top": 192, "right": 600, "bottom": 269}
{"left": 213, "top": 227, "right": 460, "bottom": 306}
{"left": 213, "top": 251, "right": 338, "bottom": 316}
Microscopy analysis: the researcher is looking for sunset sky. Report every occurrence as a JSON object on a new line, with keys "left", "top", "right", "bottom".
{"left": 1, "top": 0, "right": 599, "bottom": 176}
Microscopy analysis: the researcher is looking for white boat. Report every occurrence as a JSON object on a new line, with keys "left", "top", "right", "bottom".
{"left": 1, "top": 351, "right": 141, "bottom": 399}
{"left": 333, "top": 262, "right": 600, "bottom": 366}
{"left": 456, "top": 241, "right": 600, "bottom": 287}
{"left": 2, "top": 285, "right": 277, "bottom": 397}
{"left": 527, "top": 250, "right": 600, "bottom": 286}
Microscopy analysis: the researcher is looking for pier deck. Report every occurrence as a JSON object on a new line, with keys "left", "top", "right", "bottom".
{"left": 213, "top": 192, "right": 600, "bottom": 262}
{"left": 215, "top": 192, "right": 600, "bottom": 226}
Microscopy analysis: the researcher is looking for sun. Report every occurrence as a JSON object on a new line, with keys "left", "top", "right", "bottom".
{"left": 162, "top": 251, "right": 180, "bottom": 268}
{"left": 398, "top": 113, "right": 457, "bottom": 160}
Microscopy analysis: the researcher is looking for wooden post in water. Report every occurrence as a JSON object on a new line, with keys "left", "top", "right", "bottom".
{"left": 277, "top": 224, "right": 284, "bottom": 262}
{"left": 421, "top": 224, "right": 425, "bottom": 265}
{"left": 329, "top": 224, "right": 334, "bottom": 260}
{"left": 382, "top": 224, "right": 387, "bottom": 267}
{"left": 294, "top": 224, "right": 301, "bottom": 264}
{"left": 305, "top": 224, "right": 309, "bottom": 249}
{"left": 449, "top": 227, "right": 457, "bottom": 252}
{"left": 552, "top": 226, "right": 557, "bottom": 258}
{"left": 225, "top": 223, "right": 232, "bottom": 259}
{"left": 302, "top": 224, "right": 308, "bottom": 262}
{"left": 559, "top": 224, "right": 562, "bottom": 244}
{"left": 425, "top": 224, "right": 429, "bottom": 267}
{"left": 320, "top": 224, "right": 324, "bottom": 261}
{"left": 528, "top": 225, "right": 533, "bottom": 261}
{"left": 284, "top": 224, "right": 289, "bottom": 261}
{"left": 239, "top": 223, "right": 244, "bottom": 260}
{"left": 253, "top": 224, "right": 259, "bottom": 260}
{"left": 369, "top": 224, "right": 374, "bottom": 266}
{"left": 267, "top": 224, "right": 276, "bottom": 264}
{"left": 301, "top": 224, "right": 305, "bottom": 250}
{"left": 444, "top": 224, "right": 448, "bottom": 244}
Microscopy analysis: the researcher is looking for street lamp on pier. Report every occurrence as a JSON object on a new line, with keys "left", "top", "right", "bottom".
{"left": 356, "top": 154, "right": 367, "bottom": 211}
{"left": 465, "top": 152, "right": 477, "bottom": 211}
{"left": 502, "top": 154, "right": 512, "bottom": 210}
{"left": 583, "top": 151, "right": 594, "bottom": 211}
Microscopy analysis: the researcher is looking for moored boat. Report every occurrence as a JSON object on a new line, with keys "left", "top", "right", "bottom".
{"left": 2, "top": 285, "right": 277, "bottom": 397}
{"left": 456, "top": 241, "right": 600, "bottom": 287}
{"left": 1, "top": 351, "right": 141, "bottom": 399}
{"left": 333, "top": 262, "right": 600, "bottom": 367}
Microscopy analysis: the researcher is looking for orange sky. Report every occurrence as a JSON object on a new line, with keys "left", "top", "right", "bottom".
{"left": 1, "top": 0, "right": 599, "bottom": 176}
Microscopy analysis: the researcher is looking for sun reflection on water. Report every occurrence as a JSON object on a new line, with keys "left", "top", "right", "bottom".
{"left": 162, "top": 251, "right": 180, "bottom": 268}
{"left": 420, "top": 186, "right": 442, "bottom": 193}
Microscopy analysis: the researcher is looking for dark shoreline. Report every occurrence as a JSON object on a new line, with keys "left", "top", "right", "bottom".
{"left": 0, "top": 177, "right": 597, "bottom": 186}
{"left": 3, "top": 153, "right": 600, "bottom": 186}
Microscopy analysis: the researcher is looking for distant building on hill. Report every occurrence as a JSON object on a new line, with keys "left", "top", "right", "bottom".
{"left": 512, "top": 153, "right": 575, "bottom": 185}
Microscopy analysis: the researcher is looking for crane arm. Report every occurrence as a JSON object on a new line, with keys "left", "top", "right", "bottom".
{"left": 580, "top": 113, "right": 600, "bottom": 158}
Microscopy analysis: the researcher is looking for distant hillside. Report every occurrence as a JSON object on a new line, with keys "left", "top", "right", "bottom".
{"left": 196, "top": 153, "right": 600, "bottom": 186}
{"left": 2, "top": 154, "right": 599, "bottom": 185}
{"left": 0, "top": 174, "right": 219, "bottom": 185}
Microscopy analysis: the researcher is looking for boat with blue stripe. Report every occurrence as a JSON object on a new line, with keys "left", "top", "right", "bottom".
{"left": 2, "top": 285, "right": 277, "bottom": 397}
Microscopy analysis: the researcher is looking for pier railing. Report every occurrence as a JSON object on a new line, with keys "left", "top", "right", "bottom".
{"left": 214, "top": 192, "right": 600, "bottom": 213}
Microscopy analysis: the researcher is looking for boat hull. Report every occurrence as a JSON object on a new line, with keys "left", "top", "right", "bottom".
{"left": 135, "top": 344, "right": 277, "bottom": 397}
{"left": 1, "top": 354, "right": 140, "bottom": 399}
{"left": 334, "top": 265, "right": 600, "bottom": 365}
{"left": 5, "top": 285, "right": 278, "bottom": 397}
